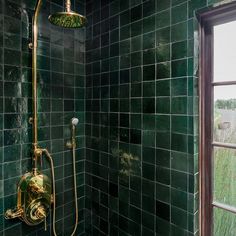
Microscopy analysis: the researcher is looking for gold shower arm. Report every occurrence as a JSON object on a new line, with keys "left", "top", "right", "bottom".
{"left": 65, "top": 0, "right": 71, "bottom": 12}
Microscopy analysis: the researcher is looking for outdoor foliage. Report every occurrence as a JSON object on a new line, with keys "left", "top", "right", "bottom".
{"left": 215, "top": 99, "right": 236, "bottom": 110}
{"left": 214, "top": 101, "right": 236, "bottom": 235}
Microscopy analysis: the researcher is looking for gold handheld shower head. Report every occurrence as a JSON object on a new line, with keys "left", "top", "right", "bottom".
{"left": 48, "top": 0, "right": 86, "bottom": 28}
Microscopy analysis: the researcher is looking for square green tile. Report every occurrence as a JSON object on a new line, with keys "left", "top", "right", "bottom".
{"left": 171, "top": 21, "right": 188, "bottom": 42}
{"left": 143, "top": 81, "right": 155, "bottom": 97}
{"left": 156, "top": 10, "right": 170, "bottom": 29}
{"left": 156, "top": 79, "right": 170, "bottom": 96}
{"left": 171, "top": 3, "right": 187, "bottom": 25}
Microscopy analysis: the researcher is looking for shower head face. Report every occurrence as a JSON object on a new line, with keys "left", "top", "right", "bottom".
{"left": 71, "top": 118, "right": 79, "bottom": 126}
{"left": 48, "top": 11, "right": 86, "bottom": 28}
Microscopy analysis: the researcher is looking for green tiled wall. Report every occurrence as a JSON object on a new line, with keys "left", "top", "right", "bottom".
{"left": 0, "top": 0, "right": 86, "bottom": 235}
{"left": 84, "top": 0, "right": 234, "bottom": 235}
{"left": 1, "top": 0, "right": 233, "bottom": 235}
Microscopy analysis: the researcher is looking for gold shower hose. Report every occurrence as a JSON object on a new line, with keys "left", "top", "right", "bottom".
{"left": 42, "top": 147, "right": 79, "bottom": 236}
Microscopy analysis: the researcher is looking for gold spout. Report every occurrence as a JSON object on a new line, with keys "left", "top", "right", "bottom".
{"left": 5, "top": 208, "right": 23, "bottom": 219}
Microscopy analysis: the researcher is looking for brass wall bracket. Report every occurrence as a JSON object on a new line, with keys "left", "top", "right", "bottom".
{"left": 28, "top": 43, "right": 33, "bottom": 50}
{"left": 66, "top": 141, "right": 74, "bottom": 149}
{"left": 66, "top": 141, "right": 72, "bottom": 149}
{"left": 29, "top": 117, "right": 33, "bottom": 124}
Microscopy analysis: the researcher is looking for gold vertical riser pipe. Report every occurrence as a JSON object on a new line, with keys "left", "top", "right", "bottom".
{"left": 32, "top": 1, "right": 73, "bottom": 158}
{"left": 32, "top": 0, "right": 43, "bottom": 167}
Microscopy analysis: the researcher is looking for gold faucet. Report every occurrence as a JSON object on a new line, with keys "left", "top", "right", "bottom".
{"left": 5, "top": 208, "right": 23, "bottom": 219}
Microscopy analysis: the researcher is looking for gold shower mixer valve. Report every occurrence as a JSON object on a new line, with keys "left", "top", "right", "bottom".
{"left": 5, "top": 170, "right": 51, "bottom": 227}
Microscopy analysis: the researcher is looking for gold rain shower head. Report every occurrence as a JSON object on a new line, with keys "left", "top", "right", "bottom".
{"left": 48, "top": 0, "right": 86, "bottom": 28}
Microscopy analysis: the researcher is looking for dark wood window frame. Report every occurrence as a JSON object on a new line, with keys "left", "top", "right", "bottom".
{"left": 198, "top": 2, "right": 236, "bottom": 236}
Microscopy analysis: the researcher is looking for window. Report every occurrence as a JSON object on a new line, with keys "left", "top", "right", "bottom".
{"left": 199, "top": 2, "right": 236, "bottom": 236}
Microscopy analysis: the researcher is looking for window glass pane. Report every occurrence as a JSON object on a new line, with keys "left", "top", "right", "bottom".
{"left": 213, "top": 147, "right": 236, "bottom": 207}
{"left": 214, "top": 21, "right": 236, "bottom": 82}
{"left": 214, "top": 86, "right": 236, "bottom": 143}
{"left": 214, "top": 207, "right": 236, "bottom": 236}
